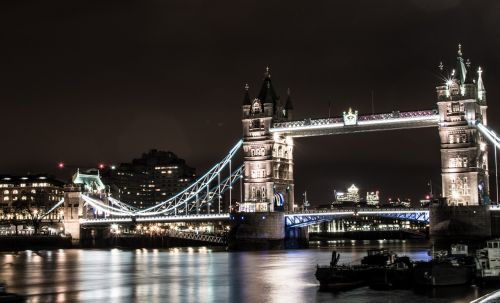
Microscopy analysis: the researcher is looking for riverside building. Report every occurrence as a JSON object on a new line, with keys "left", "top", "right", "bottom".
{"left": 102, "top": 150, "right": 196, "bottom": 209}
{"left": 0, "top": 174, "right": 65, "bottom": 220}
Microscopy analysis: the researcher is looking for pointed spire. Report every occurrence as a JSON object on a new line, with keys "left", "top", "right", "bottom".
{"left": 258, "top": 66, "right": 278, "bottom": 104}
{"left": 477, "top": 66, "right": 485, "bottom": 100}
{"left": 264, "top": 66, "right": 271, "bottom": 79}
{"left": 243, "top": 83, "right": 251, "bottom": 105}
{"left": 285, "top": 88, "right": 293, "bottom": 110}
{"left": 455, "top": 43, "right": 467, "bottom": 84}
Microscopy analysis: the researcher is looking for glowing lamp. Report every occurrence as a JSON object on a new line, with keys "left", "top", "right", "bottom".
{"left": 98, "top": 163, "right": 105, "bottom": 170}
{"left": 58, "top": 162, "right": 64, "bottom": 169}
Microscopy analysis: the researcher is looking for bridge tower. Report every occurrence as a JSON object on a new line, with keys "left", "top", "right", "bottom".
{"left": 431, "top": 45, "right": 491, "bottom": 242}
{"left": 231, "top": 68, "right": 294, "bottom": 248}
{"left": 436, "top": 45, "right": 489, "bottom": 205}
{"left": 62, "top": 170, "right": 107, "bottom": 245}
{"left": 241, "top": 68, "right": 295, "bottom": 212}
{"left": 62, "top": 185, "right": 83, "bottom": 245}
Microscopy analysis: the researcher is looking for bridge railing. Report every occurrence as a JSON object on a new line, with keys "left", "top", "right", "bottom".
{"left": 286, "top": 207, "right": 430, "bottom": 215}
{"left": 166, "top": 230, "right": 226, "bottom": 244}
{"left": 80, "top": 213, "right": 231, "bottom": 224}
{"left": 272, "top": 109, "right": 439, "bottom": 129}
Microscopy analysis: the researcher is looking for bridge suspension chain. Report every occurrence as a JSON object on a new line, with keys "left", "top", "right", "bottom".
{"left": 77, "top": 140, "right": 243, "bottom": 218}
{"left": 475, "top": 121, "right": 500, "bottom": 149}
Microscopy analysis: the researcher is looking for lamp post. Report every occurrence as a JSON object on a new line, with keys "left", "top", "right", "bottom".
{"left": 495, "top": 146, "right": 499, "bottom": 204}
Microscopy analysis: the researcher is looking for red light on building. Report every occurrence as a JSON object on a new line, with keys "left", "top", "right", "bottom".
{"left": 58, "top": 162, "right": 64, "bottom": 169}
{"left": 98, "top": 163, "right": 105, "bottom": 170}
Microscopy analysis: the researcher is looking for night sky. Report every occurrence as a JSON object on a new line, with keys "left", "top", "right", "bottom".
{"left": 1, "top": 1, "right": 500, "bottom": 205}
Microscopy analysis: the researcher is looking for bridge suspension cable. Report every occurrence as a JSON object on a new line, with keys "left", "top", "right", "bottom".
{"left": 41, "top": 198, "right": 65, "bottom": 218}
{"left": 134, "top": 140, "right": 242, "bottom": 216}
{"left": 79, "top": 140, "right": 244, "bottom": 217}
{"left": 475, "top": 122, "right": 500, "bottom": 149}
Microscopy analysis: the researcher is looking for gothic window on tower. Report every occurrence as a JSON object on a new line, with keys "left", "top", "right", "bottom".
{"left": 463, "top": 177, "right": 470, "bottom": 195}
{"left": 449, "top": 82, "right": 459, "bottom": 96}
{"left": 448, "top": 134, "right": 455, "bottom": 144}
{"left": 251, "top": 169, "right": 266, "bottom": 178}
{"left": 452, "top": 102, "right": 460, "bottom": 113}
{"left": 252, "top": 120, "right": 261, "bottom": 129}
{"left": 251, "top": 147, "right": 265, "bottom": 157}
{"left": 251, "top": 187, "right": 256, "bottom": 199}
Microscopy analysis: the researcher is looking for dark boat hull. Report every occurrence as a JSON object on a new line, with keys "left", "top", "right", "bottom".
{"left": 413, "top": 262, "right": 475, "bottom": 286}
{"left": 315, "top": 266, "right": 369, "bottom": 291}
{"left": 369, "top": 267, "right": 413, "bottom": 289}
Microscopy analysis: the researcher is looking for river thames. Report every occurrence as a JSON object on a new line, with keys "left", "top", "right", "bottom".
{"left": 0, "top": 240, "right": 498, "bottom": 303}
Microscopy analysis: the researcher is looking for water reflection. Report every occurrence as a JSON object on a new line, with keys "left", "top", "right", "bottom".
{"left": 0, "top": 241, "right": 497, "bottom": 302}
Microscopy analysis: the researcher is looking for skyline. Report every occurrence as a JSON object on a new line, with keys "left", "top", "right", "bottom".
{"left": 1, "top": 1, "right": 500, "bottom": 204}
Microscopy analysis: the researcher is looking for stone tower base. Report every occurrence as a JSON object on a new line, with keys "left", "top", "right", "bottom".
{"left": 63, "top": 220, "right": 81, "bottom": 246}
{"left": 228, "top": 212, "right": 285, "bottom": 250}
{"left": 430, "top": 204, "right": 491, "bottom": 242}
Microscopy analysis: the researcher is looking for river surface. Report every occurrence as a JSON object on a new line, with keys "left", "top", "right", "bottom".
{"left": 0, "top": 240, "right": 498, "bottom": 303}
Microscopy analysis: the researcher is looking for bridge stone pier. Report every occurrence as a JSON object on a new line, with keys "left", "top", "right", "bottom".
{"left": 229, "top": 213, "right": 286, "bottom": 249}
{"left": 62, "top": 185, "right": 84, "bottom": 245}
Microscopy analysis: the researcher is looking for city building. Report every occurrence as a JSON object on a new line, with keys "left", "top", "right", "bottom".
{"left": 366, "top": 191, "right": 380, "bottom": 206}
{"left": 335, "top": 184, "right": 360, "bottom": 203}
{"left": 0, "top": 174, "right": 65, "bottom": 220}
{"left": 102, "top": 150, "right": 196, "bottom": 209}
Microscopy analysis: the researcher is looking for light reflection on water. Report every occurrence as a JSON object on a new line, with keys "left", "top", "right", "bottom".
{"left": 0, "top": 241, "right": 496, "bottom": 303}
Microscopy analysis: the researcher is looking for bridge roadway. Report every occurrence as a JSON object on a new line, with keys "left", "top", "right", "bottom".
{"left": 79, "top": 207, "right": 431, "bottom": 227}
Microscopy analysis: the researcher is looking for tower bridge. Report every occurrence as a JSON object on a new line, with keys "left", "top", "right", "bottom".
{"left": 28, "top": 45, "right": 500, "bottom": 247}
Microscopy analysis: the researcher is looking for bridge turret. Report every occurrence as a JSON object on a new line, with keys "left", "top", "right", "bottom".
{"left": 437, "top": 44, "right": 490, "bottom": 205}
{"left": 477, "top": 67, "right": 486, "bottom": 105}
{"left": 241, "top": 68, "right": 295, "bottom": 213}
{"left": 242, "top": 83, "right": 252, "bottom": 118}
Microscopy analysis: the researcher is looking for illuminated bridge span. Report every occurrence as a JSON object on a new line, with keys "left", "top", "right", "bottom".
{"left": 77, "top": 209, "right": 430, "bottom": 226}
{"left": 80, "top": 213, "right": 231, "bottom": 225}
{"left": 271, "top": 109, "right": 439, "bottom": 137}
{"left": 284, "top": 209, "right": 430, "bottom": 228}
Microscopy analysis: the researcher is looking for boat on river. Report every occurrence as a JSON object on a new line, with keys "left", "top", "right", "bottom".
{"left": 413, "top": 244, "right": 475, "bottom": 287}
{"left": 475, "top": 239, "right": 500, "bottom": 283}
{"left": 315, "top": 249, "right": 402, "bottom": 291}
{"left": 368, "top": 256, "right": 413, "bottom": 289}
